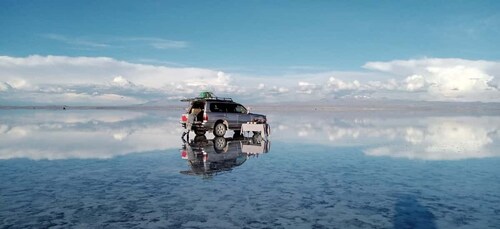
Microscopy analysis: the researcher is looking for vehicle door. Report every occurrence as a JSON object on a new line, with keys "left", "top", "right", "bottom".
{"left": 223, "top": 103, "right": 240, "bottom": 129}
{"left": 235, "top": 104, "right": 251, "bottom": 125}
{"left": 210, "top": 103, "right": 238, "bottom": 129}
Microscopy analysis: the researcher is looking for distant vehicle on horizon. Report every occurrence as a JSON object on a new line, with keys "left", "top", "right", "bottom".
{"left": 180, "top": 92, "right": 267, "bottom": 137}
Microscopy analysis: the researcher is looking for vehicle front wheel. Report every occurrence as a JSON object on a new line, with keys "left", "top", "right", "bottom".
{"left": 213, "top": 123, "right": 227, "bottom": 137}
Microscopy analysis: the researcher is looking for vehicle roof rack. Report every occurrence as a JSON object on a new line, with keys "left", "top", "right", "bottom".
{"left": 210, "top": 97, "right": 233, "bottom": 101}
{"left": 180, "top": 96, "right": 233, "bottom": 102}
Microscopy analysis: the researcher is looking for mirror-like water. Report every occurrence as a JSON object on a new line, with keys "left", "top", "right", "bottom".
{"left": 1, "top": 109, "right": 499, "bottom": 228}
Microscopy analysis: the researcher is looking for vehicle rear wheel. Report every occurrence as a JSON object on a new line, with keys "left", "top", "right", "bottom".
{"left": 214, "top": 137, "right": 227, "bottom": 152}
{"left": 213, "top": 123, "right": 227, "bottom": 137}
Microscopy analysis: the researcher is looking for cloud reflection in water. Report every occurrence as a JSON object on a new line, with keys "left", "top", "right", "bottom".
{"left": 0, "top": 110, "right": 183, "bottom": 160}
{"left": 1, "top": 109, "right": 499, "bottom": 161}
{"left": 269, "top": 112, "right": 500, "bottom": 160}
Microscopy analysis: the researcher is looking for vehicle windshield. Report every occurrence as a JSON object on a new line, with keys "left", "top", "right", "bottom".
{"left": 235, "top": 105, "right": 247, "bottom": 114}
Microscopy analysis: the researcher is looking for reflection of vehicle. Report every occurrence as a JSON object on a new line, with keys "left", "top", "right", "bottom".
{"left": 180, "top": 92, "right": 267, "bottom": 137}
{"left": 180, "top": 135, "right": 270, "bottom": 178}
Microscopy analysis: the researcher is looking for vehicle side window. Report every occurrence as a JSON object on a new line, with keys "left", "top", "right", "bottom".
{"left": 235, "top": 105, "right": 247, "bottom": 114}
{"left": 209, "top": 102, "right": 244, "bottom": 113}
{"left": 191, "top": 101, "right": 204, "bottom": 109}
{"left": 190, "top": 101, "right": 205, "bottom": 113}
{"left": 227, "top": 104, "right": 237, "bottom": 113}
{"left": 210, "top": 103, "right": 223, "bottom": 112}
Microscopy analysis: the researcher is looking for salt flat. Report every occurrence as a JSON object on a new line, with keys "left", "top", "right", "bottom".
{"left": 1, "top": 109, "right": 499, "bottom": 228}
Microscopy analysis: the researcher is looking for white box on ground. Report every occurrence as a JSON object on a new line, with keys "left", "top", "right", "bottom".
{"left": 241, "top": 143, "right": 266, "bottom": 154}
{"left": 241, "top": 123, "right": 270, "bottom": 136}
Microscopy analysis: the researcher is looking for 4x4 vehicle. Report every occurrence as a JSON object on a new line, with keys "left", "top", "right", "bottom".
{"left": 180, "top": 94, "right": 267, "bottom": 137}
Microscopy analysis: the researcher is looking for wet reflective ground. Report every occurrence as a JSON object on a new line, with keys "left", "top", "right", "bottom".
{"left": 1, "top": 109, "right": 500, "bottom": 228}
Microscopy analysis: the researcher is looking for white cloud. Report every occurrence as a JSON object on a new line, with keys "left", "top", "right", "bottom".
{"left": 42, "top": 34, "right": 109, "bottom": 48}
{"left": 297, "top": 81, "right": 319, "bottom": 94}
{"left": 275, "top": 86, "right": 289, "bottom": 94}
{"left": 216, "top": 71, "right": 231, "bottom": 86}
{"left": 364, "top": 58, "right": 500, "bottom": 102}
{"left": 327, "top": 77, "right": 361, "bottom": 91}
{"left": 112, "top": 75, "right": 135, "bottom": 87}
{"left": 1, "top": 55, "right": 500, "bottom": 105}
{"left": 426, "top": 65, "right": 493, "bottom": 99}
{"left": 8, "top": 79, "right": 29, "bottom": 89}
{"left": 42, "top": 34, "right": 188, "bottom": 50}
{"left": 0, "top": 55, "right": 238, "bottom": 105}
{"left": 0, "top": 81, "right": 13, "bottom": 92}
{"left": 127, "top": 37, "right": 188, "bottom": 49}
{"left": 404, "top": 75, "right": 426, "bottom": 91}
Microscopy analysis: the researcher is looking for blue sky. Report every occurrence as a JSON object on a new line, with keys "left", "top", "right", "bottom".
{"left": 1, "top": 1, "right": 500, "bottom": 105}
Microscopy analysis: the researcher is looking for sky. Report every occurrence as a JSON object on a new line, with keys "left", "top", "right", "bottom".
{"left": 1, "top": 0, "right": 500, "bottom": 105}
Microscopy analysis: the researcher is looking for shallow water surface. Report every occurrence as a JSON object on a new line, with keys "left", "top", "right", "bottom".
{"left": 1, "top": 109, "right": 499, "bottom": 228}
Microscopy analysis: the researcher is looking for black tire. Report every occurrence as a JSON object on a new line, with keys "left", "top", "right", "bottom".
{"left": 213, "top": 123, "right": 227, "bottom": 137}
{"left": 195, "top": 130, "right": 206, "bottom": 135}
{"left": 213, "top": 137, "right": 227, "bottom": 152}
